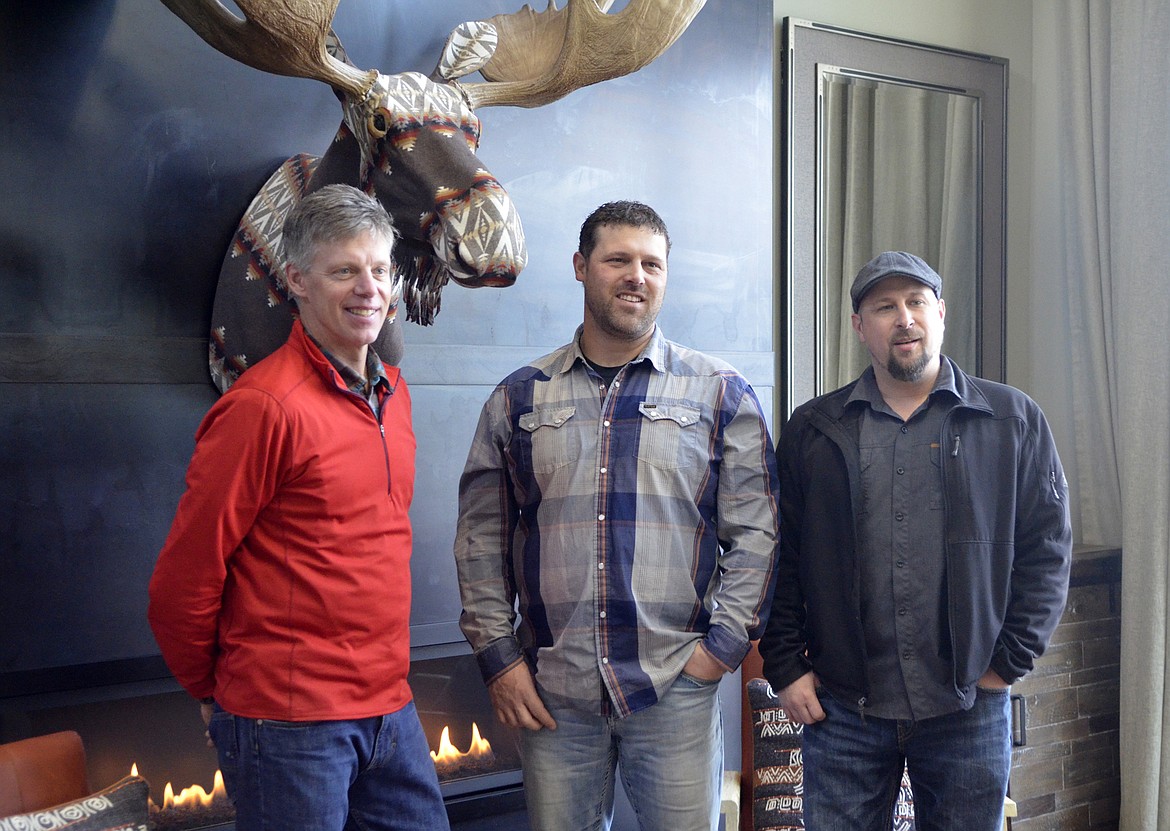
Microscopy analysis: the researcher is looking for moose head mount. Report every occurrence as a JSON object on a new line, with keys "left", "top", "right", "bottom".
{"left": 158, "top": 0, "right": 706, "bottom": 391}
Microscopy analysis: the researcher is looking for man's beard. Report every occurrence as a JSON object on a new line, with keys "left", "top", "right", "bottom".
{"left": 887, "top": 347, "right": 931, "bottom": 382}
{"left": 586, "top": 293, "right": 660, "bottom": 343}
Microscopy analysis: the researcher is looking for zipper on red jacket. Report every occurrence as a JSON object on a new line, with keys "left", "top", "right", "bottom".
{"left": 338, "top": 380, "right": 394, "bottom": 495}
{"left": 379, "top": 420, "right": 393, "bottom": 494}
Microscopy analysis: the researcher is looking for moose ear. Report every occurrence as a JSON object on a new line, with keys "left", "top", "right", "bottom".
{"left": 433, "top": 21, "right": 499, "bottom": 82}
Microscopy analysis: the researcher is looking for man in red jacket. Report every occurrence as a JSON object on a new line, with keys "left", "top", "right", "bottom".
{"left": 148, "top": 185, "right": 448, "bottom": 831}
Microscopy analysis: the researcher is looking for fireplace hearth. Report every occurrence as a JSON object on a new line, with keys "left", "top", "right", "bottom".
{"left": 411, "top": 650, "right": 523, "bottom": 799}
{"left": 0, "top": 644, "right": 523, "bottom": 829}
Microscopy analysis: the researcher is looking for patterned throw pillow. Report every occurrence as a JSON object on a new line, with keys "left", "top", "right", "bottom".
{"left": 748, "top": 677, "right": 805, "bottom": 830}
{"left": 747, "top": 677, "right": 917, "bottom": 831}
{"left": 0, "top": 774, "right": 150, "bottom": 831}
{"left": 893, "top": 771, "right": 917, "bottom": 831}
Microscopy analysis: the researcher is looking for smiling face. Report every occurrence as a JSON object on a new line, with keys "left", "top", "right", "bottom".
{"left": 285, "top": 229, "right": 398, "bottom": 371}
{"left": 851, "top": 274, "right": 946, "bottom": 385}
{"left": 574, "top": 223, "right": 669, "bottom": 365}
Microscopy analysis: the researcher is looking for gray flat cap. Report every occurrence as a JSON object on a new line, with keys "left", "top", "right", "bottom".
{"left": 850, "top": 251, "right": 943, "bottom": 312}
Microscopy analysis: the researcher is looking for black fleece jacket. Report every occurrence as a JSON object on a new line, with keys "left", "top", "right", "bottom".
{"left": 760, "top": 357, "right": 1073, "bottom": 710}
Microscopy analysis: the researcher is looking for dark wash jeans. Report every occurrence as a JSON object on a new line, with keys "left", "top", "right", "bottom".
{"left": 802, "top": 686, "right": 1012, "bottom": 831}
{"left": 208, "top": 700, "right": 449, "bottom": 831}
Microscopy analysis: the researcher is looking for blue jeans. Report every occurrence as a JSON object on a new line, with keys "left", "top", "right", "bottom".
{"left": 802, "top": 686, "right": 1012, "bottom": 831}
{"left": 207, "top": 701, "right": 449, "bottom": 831}
{"left": 520, "top": 673, "right": 723, "bottom": 831}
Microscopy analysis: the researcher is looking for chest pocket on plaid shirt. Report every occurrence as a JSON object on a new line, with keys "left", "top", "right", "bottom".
{"left": 518, "top": 406, "right": 580, "bottom": 473}
{"left": 636, "top": 402, "right": 703, "bottom": 470}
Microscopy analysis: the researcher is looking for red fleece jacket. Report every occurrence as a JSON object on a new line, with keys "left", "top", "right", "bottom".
{"left": 148, "top": 322, "right": 416, "bottom": 720}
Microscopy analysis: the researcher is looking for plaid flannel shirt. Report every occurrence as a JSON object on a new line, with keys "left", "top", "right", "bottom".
{"left": 455, "top": 326, "right": 780, "bottom": 717}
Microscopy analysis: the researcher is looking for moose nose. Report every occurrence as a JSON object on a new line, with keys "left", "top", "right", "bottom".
{"left": 456, "top": 240, "right": 477, "bottom": 273}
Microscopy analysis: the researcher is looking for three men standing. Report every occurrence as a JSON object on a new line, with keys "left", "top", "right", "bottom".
{"left": 151, "top": 184, "right": 1068, "bottom": 831}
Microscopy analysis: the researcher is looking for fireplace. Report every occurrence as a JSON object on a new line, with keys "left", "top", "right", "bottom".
{"left": 409, "top": 649, "right": 523, "bottom": 802}
{"left": 0, "top": 644, "right": 523, "bottom": 828}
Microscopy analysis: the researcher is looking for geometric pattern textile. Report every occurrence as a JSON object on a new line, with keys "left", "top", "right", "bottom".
{"left": 208, "top": 153, "right": 406, "bottom": 393}
{"left": 747, "top": 678, "right": 917, "bottom": 831}
{"left": 207, "top": 68, "right": 527, "bottom": 392}
{"left": 749, "top": 677, "right": 805, "bottom": 830}
{"left": 0, "top": 774, "right": 150, "bottom": 831}
{"left": 201, "top": 21, "right": 533, "bottom": 393}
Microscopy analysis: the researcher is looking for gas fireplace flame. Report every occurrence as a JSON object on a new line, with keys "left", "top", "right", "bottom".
{"left": 130, "top": 764, "right": 229, "bottom": 812}
{"left": 430, "top": 722, "right": 494, "bottom": 767}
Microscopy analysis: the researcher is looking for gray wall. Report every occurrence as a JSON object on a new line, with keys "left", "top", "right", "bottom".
{"left": 0, "top": 0, "right": 774, "bottom": 727}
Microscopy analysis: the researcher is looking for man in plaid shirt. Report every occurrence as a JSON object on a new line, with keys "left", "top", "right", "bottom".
{"left": 455, "top": 201, "right": 780, "bottom": 831}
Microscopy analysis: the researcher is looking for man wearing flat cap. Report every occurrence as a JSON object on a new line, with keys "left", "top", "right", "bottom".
{"left": 760, "top": 251, "right": 1072, "bottom": 830}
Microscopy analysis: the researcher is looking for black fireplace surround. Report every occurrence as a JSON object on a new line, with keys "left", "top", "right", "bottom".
{"left": 0, "top": 643, "right": 524, "bottom": 828}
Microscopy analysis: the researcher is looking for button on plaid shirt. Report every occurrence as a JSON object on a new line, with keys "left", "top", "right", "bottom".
{"left": 455, "top": 326, "right": 780, "bottom": 717}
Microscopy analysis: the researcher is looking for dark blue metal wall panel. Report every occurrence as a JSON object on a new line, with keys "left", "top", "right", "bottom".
{"left": 0, "top": 0, "right": 773, "bottom": 690}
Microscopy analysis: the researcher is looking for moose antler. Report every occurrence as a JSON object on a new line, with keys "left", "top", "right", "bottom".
{"left": 461, "top": 0, "right": 707, "bottom": 109}
{"left": 159, "top": 0, "right": 376, "bottom": 98}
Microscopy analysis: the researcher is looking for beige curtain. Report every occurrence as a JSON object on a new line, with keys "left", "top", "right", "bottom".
{"left": 821, "top": 74, "right": 979, "bottom": 389}
{"left": 1031, "top": 1, "right": 1170, "bottom": 827}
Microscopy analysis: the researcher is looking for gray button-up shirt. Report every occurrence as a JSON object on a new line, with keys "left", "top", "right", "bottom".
{"left": 845, "top": 362, "right": 965, "bottom": 720}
